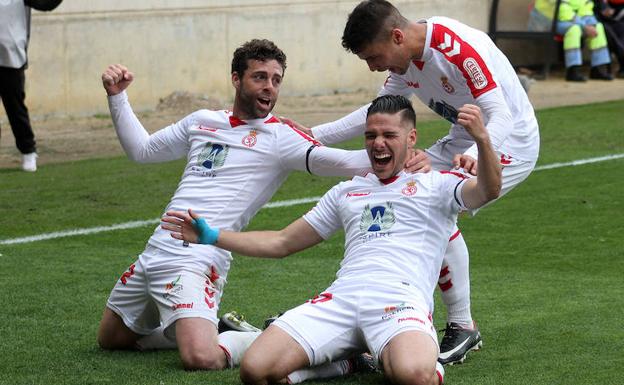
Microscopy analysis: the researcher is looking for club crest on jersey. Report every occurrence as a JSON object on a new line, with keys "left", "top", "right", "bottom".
{"left": 360, "top": 202, "right": 395, "bottom": 242}
{"left": 463, "top": 58, "right": 488, "bottom": 90}
{"left": 197, "top": 142, "right": 229, "bottom": 170}
{"left": 440, "top": 76, "right": 455, "bottom": 94}
{"left": 242, "top": 129, "right": 258, "bottom": 148}
{"left": 401, "top": 181, "right": 417, "bottom": 196}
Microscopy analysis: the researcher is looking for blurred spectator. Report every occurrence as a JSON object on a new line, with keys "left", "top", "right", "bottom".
{"left": 0, "top": 0, "right": 63, "bottom": 172}
{"left": 529, "top": 0, "right": 614, "bottom": 81}
{"left": 595, "top": 0, "right": 624, "bottom": 77}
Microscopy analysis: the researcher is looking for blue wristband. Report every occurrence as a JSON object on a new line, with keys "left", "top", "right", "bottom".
{"left": 192, "top": 217, "right": 220, "bottom": 245}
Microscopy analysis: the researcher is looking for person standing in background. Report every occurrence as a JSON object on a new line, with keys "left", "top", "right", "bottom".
{"left": 0, "top": 0, "right": 63, "bottom": 172}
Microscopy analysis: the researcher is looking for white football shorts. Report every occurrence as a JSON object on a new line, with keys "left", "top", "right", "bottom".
{"left": 272, "top": 278, "right": 438, "bottom": 366}
{"left": 106, "top": 246, "right": 224, "bottom": 338}
{"left": 426, "top": 135, "right": 536, "bottom": 213}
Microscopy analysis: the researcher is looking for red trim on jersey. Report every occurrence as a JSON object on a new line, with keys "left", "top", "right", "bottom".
{"left": 439, "top": 280, "right": 453, "bottom": 292}
{"left": 288, "top": 126, "right": 322, "bottom": 146}
{"left": 229, "top": 116, "right": 247, "bottom": 128}
{"left": 449, "top": 229, "right": 461, "bottom": 241}
{"left": 430, "top": 23, "right": 497, "bottom": 98}
{"left": 412, "top": 60, "right": 425, "bottom": 70}
{"left": 264, "top": 116, "right": 280, "bottom": 124}
{"left": 439, "top": 266, "right": 450, "bottom": 278}
{"left": 439, "top": 170, "right": 468, "bottom": 179}
{"left": 380, "top": 175, "right": 400, "bottom": 185}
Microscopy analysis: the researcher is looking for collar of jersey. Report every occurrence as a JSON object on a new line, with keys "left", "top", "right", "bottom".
{"left": 229, "top": 113, "right": 279, "bottom": 128}
{"left": 366, "top": 170, "right": 406, "bottom": 185}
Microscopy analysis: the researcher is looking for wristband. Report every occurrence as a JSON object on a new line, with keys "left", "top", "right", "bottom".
{"left": 192, "top": 217, "right": 220, "bottom": 245}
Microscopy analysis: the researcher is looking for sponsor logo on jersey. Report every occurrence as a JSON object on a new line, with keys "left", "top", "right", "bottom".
{"left": 463, "top": 58, "right": 488, "bottom": 90}
{"left": 198, "top": 125, "right": 218, "bottom": 132}
{"left": 242, "top": 129, "right": 258, "bottom": 148}
{"left": 440, "top": 76, "right": 455, "bottom": 94}
{"left": 197, "top": 142, "right": 229, "bottom": 171}
{"left": 401, "top": 181, "right": 417, "bottom": 196}
{"left": 437, "top": 32, "right": 461, "bottom": 58}
{"left": 500, "top": 154, "right": 512, "bottom": 166}
{"left": 360, "top": 202, "right": 395, "bottom": 242}
{"left": 405, "top": 81, "right": 420, "bottom": 89}
{"left": 172, "top": 302, "right": 194, "bottom": 311}
{"left": 346, "top": 191, "right": 371, "bottom": 198}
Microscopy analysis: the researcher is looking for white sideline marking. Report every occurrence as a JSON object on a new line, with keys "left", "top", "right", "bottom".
{"left": 533, "top": 153, "right": 624, "bottom": 171}
{"left": 1, "top": 154, "right": 623, "bottom": 246}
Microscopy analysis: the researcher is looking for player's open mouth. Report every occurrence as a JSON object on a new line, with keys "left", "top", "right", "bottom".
{"left": 373, "top": 153, "right": 392, "bottom": 166}
{"left": 258, "top": 98, "right": 271, "bottom": 108}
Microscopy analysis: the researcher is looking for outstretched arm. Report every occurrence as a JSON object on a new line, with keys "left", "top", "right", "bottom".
{"left": 103, "top": 64, "right": 189, "bottom": 163}
{"left": 457, "top": 105, "right": 502, "bottom": 209}
{"left": 161, "top": 209, "right": 324, "bottom": 259}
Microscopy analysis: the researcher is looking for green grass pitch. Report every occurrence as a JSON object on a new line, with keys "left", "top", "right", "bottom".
{"left": 0, "top": 100, "right": 623, "bottom": 385}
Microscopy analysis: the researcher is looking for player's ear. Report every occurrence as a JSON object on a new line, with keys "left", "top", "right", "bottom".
{"left": 231, "top": 72, "right": 241, "bottom": 90}
{"left": 391, "top": 28, "right": 404, "bottom": 45}
{"left": 407, "top": 128, "right": 417, "bottom": 147}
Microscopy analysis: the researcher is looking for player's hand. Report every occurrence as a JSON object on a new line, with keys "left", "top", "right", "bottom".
{"left": 102, "top": 64, "right": 134, "bottom": 96}
{"left": 404, "top": 148, "right": 431, "bottom": 173}
{"left": 453, "top": 154, "right": 478, "bottom": 175}
{"left": 279, "top": 116, "right": 314, "bottom": 137}
{"left": 457, "top": 104, "right": 488, "bottom": 142}
{"left": 584, "top": 25, "right": 598, "bottom": 38}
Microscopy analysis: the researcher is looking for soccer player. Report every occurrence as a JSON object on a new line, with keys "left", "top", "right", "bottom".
{"left": 162, "top": 95, "right": 502, "bottom": 385}
{"left": 283, "top": 0, "right": 540, "bottom": 364}
{"left": 97, "top": 39, "right": 376, "bottom": 371}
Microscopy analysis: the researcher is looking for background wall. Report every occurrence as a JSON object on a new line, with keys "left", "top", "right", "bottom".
{"left": 9, "top": 0, "right": 508, "bottom": 118}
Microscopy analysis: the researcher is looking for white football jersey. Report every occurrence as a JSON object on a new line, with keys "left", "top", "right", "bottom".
{"left": 313, "top": 17, "right": 540, "bottom": 162}
{"left": 303, "top": 170, "right": 468, "bottom": 312}
{"left": 108, "top": 92, "right": 371, "bottom": 277}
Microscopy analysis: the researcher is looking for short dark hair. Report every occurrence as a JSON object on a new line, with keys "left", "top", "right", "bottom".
{"left": 231, "top": 39, "right": 287, "bottom": 76}
{"left": 342, "top": 0, "right": 407, "bottom": 54}
{"left": 367, "top": 95, "right": 416, "bottom": 128}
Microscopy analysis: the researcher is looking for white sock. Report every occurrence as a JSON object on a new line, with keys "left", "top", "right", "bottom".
{"left": 136, "top": 326, "right": 177, "bottom": 350}
{"left": 436, "top": 361, "right": 445, "bottom": 384}
{"left": 218, "top": 331, "right": 261, "bottom": 368}
{"left": 287, "top": 360, "right": 351, "bottom": 384}
{"left": 439, "top": 226, "right": 473, "bottom": 327}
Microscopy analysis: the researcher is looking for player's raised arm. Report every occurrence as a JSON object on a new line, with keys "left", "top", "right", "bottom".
{"left": 103, "top": 64, "right": 189, "bottom": 163}
{"left": 161, "top": 209, "right": 324, "bottom": 259}
{"left": 457, "top": 104, "right": 502, "bottom": 209}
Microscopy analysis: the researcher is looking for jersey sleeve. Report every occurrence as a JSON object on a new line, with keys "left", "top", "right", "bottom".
{"left": 429, "top": 22, "right": 497, "bottom": 99}
{"left": 302, "top": 184, "right": 343, "bottom": 240}
{"left": 310, "top": 104, "right": 369, "bottom": 145}
{"left": 108, "top": 91, "right": 190, "bottom": 163}
{"left": 436, "top": 171, "right": 471, "bottom": 214}
{"left": 378, "top": 73, "right": 416, "bottom": 98}
{"left": 307, "top": 147, "right": 371, "bottom": 177}
{"left": 463, "top": 87, "right": 514, "bottom": 159}
{"left": 276, "top": 124, "right": 371, "bottom": 177}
